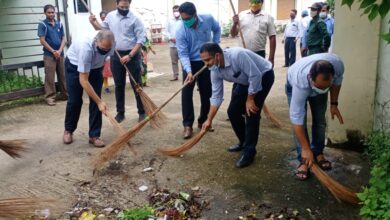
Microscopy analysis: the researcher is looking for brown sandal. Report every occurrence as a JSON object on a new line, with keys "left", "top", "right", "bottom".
{"left": 316, "top": 154, "right": 332, "bottom": 171}
{"left": 295, "top": 163, "right": 310, "bottom": 181}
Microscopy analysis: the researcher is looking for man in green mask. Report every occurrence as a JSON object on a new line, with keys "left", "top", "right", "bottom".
{"left": 175, "top": 2, "right": 221, "bottom": 139}
{"left": 230, "top": 0, "right": 276, "bottom": 66}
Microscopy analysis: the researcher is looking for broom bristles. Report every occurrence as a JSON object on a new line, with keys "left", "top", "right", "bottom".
{"left": 0, "top": 139, "right": 28, "bottom": 159}
{"left": 105, "top": 112, "right": 137, "bottom": 156}
{"left": 158, "top": 129, "right": 208, "bottom": 156}
{"left": 0, "top": 198, "right": 53, "bottom": 218}
{"left": 137, "top": 85, "right": 167, "bottom": 128}
{"left": 94, "top": 65, "right": 208, "bottom": 168}
{"left": 311, "top": 164, "right": 360, "bottom": 204}
{"left": 94, "top": 119, "right": 149, "bottom": 169}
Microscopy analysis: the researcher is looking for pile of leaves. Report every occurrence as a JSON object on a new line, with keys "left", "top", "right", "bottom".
{"left": 148, "top": 188, "right": 210, "bottom": 219}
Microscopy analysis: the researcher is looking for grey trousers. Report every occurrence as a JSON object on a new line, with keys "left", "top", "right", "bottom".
{"left": 43, "top": 55, "right": 67, "bottom": 101}
{"left": 170, "top": 47, "right": 179, "bottom": 78}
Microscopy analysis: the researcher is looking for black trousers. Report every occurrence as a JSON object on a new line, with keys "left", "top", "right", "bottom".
{"left": 64, "top": 58, "right": 103, "bottom": 138}
{"left": 284, "top": 37, "right": 296, "bottom": 66}
{"left": 255, "top": 50, "right": 266, "bottom": 58}
{"left": 182, "top": 61, "right": 212, "bottom": 127}
{"left": 110, "top": 50, "right": 145, "bottom": 115}
{"left": 227, "top": 70, "right": 275, "bottom": 157}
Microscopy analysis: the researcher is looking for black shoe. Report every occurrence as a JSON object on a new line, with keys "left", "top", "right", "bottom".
{"left": 227, "top": 144, "right": 243, "bottom": 152}
{"left": 138, "top": 113, "right": 146, "bottom": 122}
{"left": 235, "top": 154, "right": 255, "bottom": 168}
{"left": 115, "top": 113, "right": 125, "bottom": 123}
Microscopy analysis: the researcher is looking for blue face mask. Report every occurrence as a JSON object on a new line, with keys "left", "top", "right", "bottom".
{"left": 182, "top": 16, "right": 196, "bottom": 28}
{"left": 312, "top": 86, "right": 329, "bottom": 94}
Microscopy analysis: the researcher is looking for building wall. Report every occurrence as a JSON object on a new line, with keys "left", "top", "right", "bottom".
{"left": 374, "top": 13, "right": 390, "bottom": 131}
{"left": 328, "top": 2, "right": 381, "bottom": 143}
{"left": 276, "top": 0, "right": 295, "bottom": 20}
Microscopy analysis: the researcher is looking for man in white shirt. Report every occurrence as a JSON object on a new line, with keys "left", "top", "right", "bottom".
{"left": 166, "top": 5, "right": 182, "bottom": 81}
{"left": 230, "top": 0, "right": 276, "bottom": 66}
{"left": 282, "top": 9, "right": 300, "bottom": 67}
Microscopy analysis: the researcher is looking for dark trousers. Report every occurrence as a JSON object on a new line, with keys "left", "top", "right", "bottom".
{"left": 284, "top": 37, "right": 296, "bottom": 66}
{"left": 110, "top": 50, "right": 145, "bottom": 115}
{"left": 64, "top": 58, "right": 103, "bottom": 138}
{"left": 182, "top": 61, "right": 212, "bottom": 127}
{"left": 228, "top": 70, "right": 274, "bottom": 157}
{"left": 255, "top": 50, "right": 266, "bottom": 58}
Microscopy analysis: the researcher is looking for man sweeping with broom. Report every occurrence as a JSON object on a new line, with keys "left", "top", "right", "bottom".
{"left": 285, "top": 53, "right": 344, "bottom": 180}
{"left": 63, "top": 30, "right": 115, "bottom": 147}
{"left": 200, "top": 43, "right": 274, "bottom": 168}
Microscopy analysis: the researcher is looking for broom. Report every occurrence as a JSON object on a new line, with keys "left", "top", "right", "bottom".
{"left": 94, "top": 66, "right": 208, "bottom": 169}
{"left": 114, "top": 50, "right": 167, "bottom": 128}
{"left": 311, "top": 164, "right": 360, "bottom": 204}
{"left": 0, "top": 139, "right": 28, "bottom": 159}
{"left": 105, "top": 112, "right": 136, "bottom": 155}
{"left": 158, "top": 129, "right": 208, "bottom": 156}
{"left": 229, "top": 0, "right": 283, "bottom": 129}
{"left": 0, "top": 198, "right": 53, "bottom": 218}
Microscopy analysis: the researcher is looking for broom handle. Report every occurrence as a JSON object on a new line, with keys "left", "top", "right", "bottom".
{"left": 229, "top": 0, "right": 246, "bottom": 48}
{"left": 145, "top": 66, "right": 207, "bottom": 120}
{"left": 81, "top": 0, "right": 101, "bottom": 27}
{"left": 114, "top": 50, "right": 140, "bottom": 86}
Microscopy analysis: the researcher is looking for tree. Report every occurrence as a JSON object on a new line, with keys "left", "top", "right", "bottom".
{"left": 342, "top": 0, "right": 390, "bottom": 43}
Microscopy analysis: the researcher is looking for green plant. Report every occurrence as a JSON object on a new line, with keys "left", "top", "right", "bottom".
{"left": 222, "top": 20, "right": 232, "bottom": 37}
{"left": 117, "top": 206, "right": 154, "bottom": 220}
{"left": 341, "top": 0, "right": 390, "bottom": 43}
{"left": 358, "top": 132, "right": 390, "bottom": 220}
{"left": 0, "top": 70, "right": 43, "bottom": 94}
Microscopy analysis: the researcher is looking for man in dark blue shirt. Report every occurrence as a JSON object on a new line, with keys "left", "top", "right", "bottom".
{"left": 37, "top": 4, "right": 67, "bottom": 106}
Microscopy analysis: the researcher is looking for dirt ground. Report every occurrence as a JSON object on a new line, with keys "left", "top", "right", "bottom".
{"left": 0, "top": 36, "right": 369, "bottom": 219}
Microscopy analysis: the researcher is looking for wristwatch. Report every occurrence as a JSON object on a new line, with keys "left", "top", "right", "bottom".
{"left": 331, "top": 101, "right": 338, "bottom": 106}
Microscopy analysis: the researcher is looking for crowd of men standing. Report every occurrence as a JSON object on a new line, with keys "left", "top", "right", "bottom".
{"left": 37, "top": 0, "right": 345, "bottom": 178}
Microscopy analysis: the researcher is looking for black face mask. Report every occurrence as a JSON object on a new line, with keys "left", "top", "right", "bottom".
{"left": 117, "top": 8, "right": 129, "bottom": 16}
{"left": 97, "top": 46, "right": 109, "bottom": 55}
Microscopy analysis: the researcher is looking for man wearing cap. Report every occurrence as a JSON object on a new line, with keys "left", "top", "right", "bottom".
{"left": 299, "top": 10, "right": 311, "bottom": 57}
{"left": 285, "top": 53, "right": 344, "bottom": 180}
{"left": 230, "top": 0, "right": 276, "bottom": 65}
{"left": 301, "top": 2, "right": 330, "bottom": 56}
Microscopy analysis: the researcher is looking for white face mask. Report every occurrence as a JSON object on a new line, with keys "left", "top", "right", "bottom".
{"left": 312, "top": 86, "right": 330, "bottom": 94}
{"left": 319, "top": 12, "right": 327, "bottom": 19}
{"left": 173, "top": 12, "right": 180, "bottom": 18}
{"left": 310, "top": 11, "right": 318, "bottom": 17}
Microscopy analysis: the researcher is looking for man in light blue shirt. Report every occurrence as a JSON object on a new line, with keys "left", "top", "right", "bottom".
{"left": 285, "top": 53, "right": 344, "bottom": 180}
{"left": 176, "top": 2, "right": 221, "bottom": 139}
{"left": 320, "top": 4, "right": 334, "bottom": 37}
{"left": 200, "top": 43, "right": 274, "bottom": 168}
{"left": 63, "top": 30, "right": 115, "bottom": 148}
{"left": 89, "top": 0, "right": 146, "bottom": 123}
{"left": 166, "top": 5, "right": 182, "bottom": 81}
{"left": 282, "top": 9, "right": 300, "bottom": 67}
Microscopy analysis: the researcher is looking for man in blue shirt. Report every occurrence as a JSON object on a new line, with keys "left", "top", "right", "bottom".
{"left": 285, "top": 53, "right": 344, "bottom": 180}
{"left": 282, "top": 9, "right": 300, "bottom": 67}
{"left": 176, "top": 2, "right": 221, "bottom": 139}
{"left": 200, "top": 43, "right": 274, "bottom": 168}
{"left": 63, "top": 30, "right": 115, "bottom": 148}
{"left": 37, "top": 4, "right": 67, "bottom": 106}
{"left": 320, "top": 4, "right": 334, "bottom": 37}
{"left": 89, "top": 0, "right": 146, "bottom": 123}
